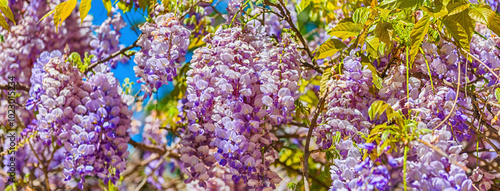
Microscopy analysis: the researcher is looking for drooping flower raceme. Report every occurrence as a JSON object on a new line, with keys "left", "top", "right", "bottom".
{"left": 26, "top": 51, "right": 132, "bottom": 189}
{"left": 179, "top": 26, "right": 301, "bottom": 189}
{"left": 315, "top": 53, "right": 373, "bottom": 149}
{"left": 134, "top": 13, "right": 191, "bottom": 96}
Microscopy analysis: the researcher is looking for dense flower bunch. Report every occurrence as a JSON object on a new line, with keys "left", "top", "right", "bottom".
{"left": 330, "top": 141, "right": 391, "bottom": 190}
{"left": 25, "top": 51, "right": 132, "bottom": 189}
{"left": 2, "top": 0, "right": 500, "bottom": 190}
{"left": 89, "top": 10, "right": 128, "bottom": 68}
{"left": 315, "top": 53, "right": 373, "bottom": 149}
{"left": 134, "top": 13, "right": 191, "bottom": 96}
{"left": 179, "top": 26, "right": 301, "bottom": 189}
{"left": 402, "top": 129, "right": 473, "bottom": 190}
{"left": 0, "top": 0, "right": 93, "bottom": 124}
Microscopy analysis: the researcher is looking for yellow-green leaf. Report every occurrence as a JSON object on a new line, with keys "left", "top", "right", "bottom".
{"left": 409, "top": 14, "right": 431, "bottom": 63}
{"left": 443, "top": 19, "right": 470, "bottom": 51}
{"left": 366, "top": 36, "right": 380, "bottom": 58}
{"left": 374, "top": 20, "right": 393, "bottom": 46}
{"left": 447, "top": 2, "right": 469, "bottom": 16}
{"left": 421, "top": 2, "right": 448, "bottom": 18}
{"left": 118, "top": 1, "right": 132, "bottom": 13}
{"left": 353, "top": 7, "right": 369, "bottom": 24}
{"left": 79, "top": 0, "right": 92, "bottom": 23}
{"left": 314, "top": 38, "right": 347, "bottom": 60}
{"left": 320, "top": 67, "right": 332, "bottom": 95}
{"left": 0, "top": 0, "right": 15, "bottom": 24}
{"left": 469, "top": 6, "right": 500, "bottom": 36}
{"left": 0, "top": 14, "right": 9, "bottom": 31}
{"left": 53, "top": 0, "right": 78, "bottom": 31}
{"left": 39, "top": 9, "right": 56, "bottom": 23}
{"left": 103, "top": 0, "right": 112, "bottom": 13}
{"left": 368, "top": 100, "right": 390, "bottom": 121}
{"left": 361, "top": 61, "right": 383, "bottom": 89}
{"left": 296, "top": 0, "right": 311, "bottom": 13}
{"left": 328, "top": 22, "right": 362, "bottom": 39}
{"left": 495, "top": 88, "right": 500, "bottom": 102}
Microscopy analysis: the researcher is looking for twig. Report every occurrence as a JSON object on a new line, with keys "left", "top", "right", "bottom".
{"left": 302, "top": 89, "right": 328, "bottom": 191}
{"left": 0, "top": 83, "right": 30, "bottom": 92}
{"left": 264, "top": 0, "right": 323, "bottom": 74}
{"left": 84, "top": 38, "right": 140, "bottom": 73}
{"left": 432, "top": 60, "right": 461, "bottom": 130}
{"left": 127, "top": 139, "right": 180, "bottom": 160}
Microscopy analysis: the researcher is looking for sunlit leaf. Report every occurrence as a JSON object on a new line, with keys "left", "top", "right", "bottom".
{"left": 366, "top": 36, "right": 380, "bottom": 58}
{"left": 79, "top": 0, "right": 92, "bottom": 23}
{"left": 446, "top": 10, "right": 474, "bottom": 50}
{"left": 0, "top": 0, "right": 15, "bottom": 24}
{"left": 296, "top": 0, "right": 311, "bottom": 13}
{"left": 495, "top": 88, "right": 500, "bottom": 102}
{"left": 314, "top": 38, "right": 347, "bottom": 60}
{"left": 118, "top": 1, "right": 133, "bottom": 12}
{"left": 353, "top": 7, "right": 369, "bottom": 24}
{"left": 443, "top": 19, "right": 470, "bottom": 51}
{"left": 368, "top": 100, "right": 391, "bottom": 121}
{"left": 446, "top": 2, "right": 469, "bottom": 16}
{"left": 0, "top": 14, "right": 9, "bottom": 31}
{"left": 409, "top": 14, "right": 431, "bottom": 63}
{"left": 374, "top": 20, "right": 393, "bottom": 46}
{"left": 469, "top": 6, "right": 500, "bottom": 36}
{"left": 328, "top": 22, "right": 361, "bottom": 39}
{"left": 103, "top": 0, "right": 112, "bottom": 13}
{"left": 421, "top": 2, "right": 448, "bottom": 18}
{"left": 320, "top": 67, "right": 332, "bottom": 95}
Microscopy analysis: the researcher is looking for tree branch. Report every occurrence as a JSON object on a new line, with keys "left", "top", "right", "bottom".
{"left": 0, "top": 83, "right": 30, "bottom": 92}
{"left": 84, "top": 38, "right": 140, "bottom": 73}
{"left": 302, "top": 89, "right": 328, "bottom": 191}
{"left": 127, "top": 139, "right": 180, "bottom": 160}
{"left": 264, "top": 0, "right": 323, "bottom": 74}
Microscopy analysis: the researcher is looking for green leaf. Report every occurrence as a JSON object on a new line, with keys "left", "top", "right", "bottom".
{"left": 409, "top": 14, "right": 431, "bottom": 63}
{"left": 79, "top": 0, "right": 92, "bottom": 23}
{"left": 108, "top": 179, "right": 118, "bottom": 191}
{"left": 443, "top": 19, "right": 470, "bottom": 51}
{"left": 41, "top": 0, "right": 77, "bottom": 31}
{"left": 374, "top": 20, "right": 393, "bottom": 46}
{"left": 118, "top": 1, "right": 133, "bottom": 12}
{"left": 320, "top": 67, "right": 332, "bottom": 95}
{"left": 421, "top": 2, "right": 448, "bottom": 18}
{"left": 0, "top": 0, "right": 15, "bottom": 24}
{"left": 0, "top": 14, "right": 9, "bottom": 31}
{"left": 469, "top": 6, "right": 500, "bottom": 36}
{"left": 368, "top": 100, "right": 390, "bottom": 121}
{"left": 300, "top": 90, "right": 319, "bottom": 106}
{"left": 328, "top": 22, "right": 361, "bottom": 39}
{"left": 353, "top": 7, "right": 369, "bottom": 24}
{"left": 296, "top": 0, "right": 311, "bottom": 13}
{"left": 379, "top": 0, "right": 423, "bottom": 10}
{"left": 446, "top": 2, "right": 469, "bottom": 16}
{"left": 103, "top": 0, "right": 112, "bottom": 13}
{"left": 366, "top": 35, "right": 380, "bottom": 58}
{"left": 314, "top": 38, "right": 347, "bottom": 59}
{"left": 446, "top": 10, "right": 474, "bottom": 50}
{"left": 495, "top": 88, "right": 500, "bottom": 102}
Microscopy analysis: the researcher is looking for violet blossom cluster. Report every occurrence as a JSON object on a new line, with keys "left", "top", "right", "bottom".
{"left": 25, "top": 51, "right": 132, "bottom": 189}
{"left": 89, "top": 10, "right": 128, "bottom": 68}
{"left": 315, "top": 52, "right": 373, "bottom": 149}
{"left": 134, "top": 13, "right": 191, "bottom": 96}
{"left": 402, "top": 128, "right": 473, "bottom": 190}
{"left": 330, "top": 141, "right": 391, "bottom": 190}
{"left": 179, "top": 26, "right": 301, "bottom": 189}
{"left": 0, "top": 0, "right": 93, "bottom": 128}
